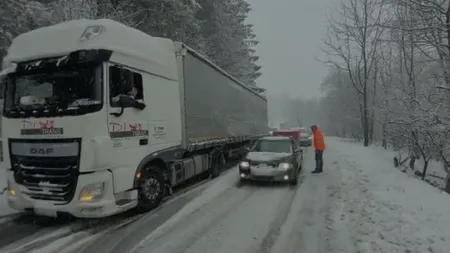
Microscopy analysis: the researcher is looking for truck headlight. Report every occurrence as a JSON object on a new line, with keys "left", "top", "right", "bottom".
{"left": 6, "top": 181, "right": 16, "bottom": 196}
{"left": 279, "top": 163, "right": 292, "bottom": 169}
{"left": 79, "top": 182, "right": 105, "bottom": 202}
{"left": 239, "top": 161, "right": 250, "bottom": 168}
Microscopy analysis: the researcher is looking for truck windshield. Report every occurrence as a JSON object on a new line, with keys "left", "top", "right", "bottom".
{"left": 3, "top": 65, "right": 103, "bottom": 118}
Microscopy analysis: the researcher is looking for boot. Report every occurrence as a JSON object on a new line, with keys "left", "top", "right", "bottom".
{"left": 311, "top": 169, "right": 322, "bottom": 174}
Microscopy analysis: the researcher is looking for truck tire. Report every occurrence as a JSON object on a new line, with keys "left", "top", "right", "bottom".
{"left": 136, "top": 165, "right": 166, "bottom": 212}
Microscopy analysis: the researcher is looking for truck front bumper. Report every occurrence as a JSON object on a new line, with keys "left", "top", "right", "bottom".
{"left": 6, "top": 170, "right": 138, "bottom": 218}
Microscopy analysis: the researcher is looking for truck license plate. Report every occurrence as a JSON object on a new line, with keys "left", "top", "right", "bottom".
{"left": 34, "top": 201, "right": 57, "bottom": 217}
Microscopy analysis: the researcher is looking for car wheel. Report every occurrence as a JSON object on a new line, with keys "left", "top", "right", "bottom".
{"left": 289, "top": 173, "right": 298, "bottom": 186}
{"left": 237, "top": 178, "right": 247, "bottom": 187}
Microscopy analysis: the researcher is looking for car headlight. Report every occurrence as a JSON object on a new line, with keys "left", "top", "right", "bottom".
{"left": 79, "top": 182, "right": 106, "bottom": 202}
{"left": 279, "top": 163, "right": 292, "bottom": 169}
{"left": 239, "top": 161, "right": 250, "bottom": 168}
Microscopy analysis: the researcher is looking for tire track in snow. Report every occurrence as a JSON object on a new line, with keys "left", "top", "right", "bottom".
{"left": 256, "top": 169, "right": 307, "bottom": 253}
{"left": 267, "top": 151, "right": 332, "bottom": 253}
{"left": 0, "top": 214, "right": 72, "bottom": 250}
{"left": 131, "top": 185, "right": 258, "bottom": 253}
{"left": 73, "top": 178, "right": 215, "bottom": 253}
{"left": 1, "top": 163, "right": 239, "bottom": 253}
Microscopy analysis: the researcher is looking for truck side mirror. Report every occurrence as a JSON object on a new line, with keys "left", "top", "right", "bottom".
{"left": 118, "top": 95, "right": 146, "bottom": 110}
{"left": 132, "top": 100, "right": 146, "bottom": 110}
{"left": 110, "top": 95, "right": 146, "bottom": 117}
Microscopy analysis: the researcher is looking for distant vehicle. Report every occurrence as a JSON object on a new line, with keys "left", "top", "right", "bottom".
{"left": 238, "top": 136, "right": 303, "bottom": 185}
{"left": 271, "top": 129, "right": 301, "bottom": 145}
{"left": 272, "top": 128, "right": 312, "bottom": 147}
{"left": 296, "top": 127, "right": 313, "bottom": 147}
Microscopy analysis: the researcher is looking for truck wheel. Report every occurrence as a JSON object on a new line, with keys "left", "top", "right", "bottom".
{"left": 136, "top": 165, "right": 165, "bottom": 212}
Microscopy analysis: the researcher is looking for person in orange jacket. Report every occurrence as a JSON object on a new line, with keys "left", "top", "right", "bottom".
{"left": 311, "top": 125, "right": 325, "bottom": 173}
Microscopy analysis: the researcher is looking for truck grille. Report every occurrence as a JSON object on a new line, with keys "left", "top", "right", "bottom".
{"left": 9, "top": 138, "right": 81, "bottom": 203}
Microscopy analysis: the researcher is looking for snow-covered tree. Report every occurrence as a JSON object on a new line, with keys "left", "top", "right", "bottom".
{"left": 196, "top": 0, "right": 261, "bottom": 86}
{"left": 0, "top": 0, "right": 262, "bottom": 89}
{"left": 321, "top": 0, "right": 450, "bottom": 191}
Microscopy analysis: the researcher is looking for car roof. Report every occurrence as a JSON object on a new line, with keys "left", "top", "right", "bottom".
{"left": 260, "top": 136, "right": 292, "bottom": 141}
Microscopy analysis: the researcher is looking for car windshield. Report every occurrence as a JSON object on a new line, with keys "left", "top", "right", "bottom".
{"left": 252, "top": 139, "right": 292, "bottom": 153}
{"left": 299, "top": 128, "right": 311, "bottom": 135}
{"left": 3, "top": 61, "right": 103, "bottom": 118}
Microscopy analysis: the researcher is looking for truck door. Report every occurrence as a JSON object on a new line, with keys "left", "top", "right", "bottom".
{"left": 107, "top": 64, "right": 149, "bottom": 149}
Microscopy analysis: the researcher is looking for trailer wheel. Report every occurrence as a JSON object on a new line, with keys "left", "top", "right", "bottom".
{"left": 210, "top": 152, "right": 224, "bottom": 179}
{"left": 136, "top": 165, "right": 165, "bottom": 212}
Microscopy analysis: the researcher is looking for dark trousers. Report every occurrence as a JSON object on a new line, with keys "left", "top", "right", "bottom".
{"left": 315, "top": 150, "right": 324, "bottom": 171}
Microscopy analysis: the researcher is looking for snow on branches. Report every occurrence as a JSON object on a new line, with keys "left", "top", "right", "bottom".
{"left": 321, "top": 0, "right": 450, "bottom": 190}
{"left": 0, "top": 0, "right": 262, "bottom": 86}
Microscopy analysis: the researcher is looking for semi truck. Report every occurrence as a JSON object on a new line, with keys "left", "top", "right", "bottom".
{"left": 1, "top": 19, "right": 268, "bottom": 218}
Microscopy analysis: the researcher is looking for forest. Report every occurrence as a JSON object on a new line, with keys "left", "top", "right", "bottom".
{"left": 320, "top": 0, "right": 450, "bottom": 191}
{"left": 0, "top": 0, "right": 261, "bottom": 86}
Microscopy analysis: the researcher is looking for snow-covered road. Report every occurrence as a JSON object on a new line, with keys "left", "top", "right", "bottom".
{"left": 71, "top": 144, "right": 358, "bottom": 253}
{"left": 4, "top": 137, "right": 450, "bottom": 253}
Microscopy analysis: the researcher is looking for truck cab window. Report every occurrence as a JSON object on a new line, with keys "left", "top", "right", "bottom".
{"left": 109, "top": 66, "right": 144, "bottom": 107}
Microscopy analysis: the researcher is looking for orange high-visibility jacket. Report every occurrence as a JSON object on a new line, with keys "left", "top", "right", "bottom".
{"left": 313, "top": 128, "right": 325, "bottom": 150}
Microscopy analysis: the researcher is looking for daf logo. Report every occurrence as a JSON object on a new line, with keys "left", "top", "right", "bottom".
{"left": 30, "top": 148, "right": 54, "bottom": 155}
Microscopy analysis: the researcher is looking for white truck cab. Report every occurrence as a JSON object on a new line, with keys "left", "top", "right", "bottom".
{"left": 2, "top": 19, "right": 184, "bottom": 217}
{"left": 2, "top": 19, "right": 268, "bottom": 218}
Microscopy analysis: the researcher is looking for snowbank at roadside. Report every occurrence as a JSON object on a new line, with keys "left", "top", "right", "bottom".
{"left": 0, "top": 162, "right": 15, "bottom": 217}
{"left": 328, "top": 137, "right": 450, "bottom": 253}
{"left": 338, "top": 137, "right": 448, "bottom": 189}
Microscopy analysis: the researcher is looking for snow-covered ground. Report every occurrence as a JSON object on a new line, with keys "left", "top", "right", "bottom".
{"left": 127, "top": 137, "right": 450, "bottom": 253}
{"left": 329, "top": 137, "right": 450, "bottom": 253}
{"left": 4, "top": 137, "right": 450, "bottom": 253}
{"left": 340, "top": 138, "right": 448, "bottom": 189}
{"left": 378, "top": 145, "right": 447, "bottom": 189}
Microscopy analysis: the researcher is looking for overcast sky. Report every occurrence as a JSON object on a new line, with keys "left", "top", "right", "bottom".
{"left": 246, "top": 0, "right": 335, "bottom": 99}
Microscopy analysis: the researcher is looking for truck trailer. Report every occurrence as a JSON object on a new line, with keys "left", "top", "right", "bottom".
{"left": 1, "top": 19, "right": 268, "bottom": 218}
